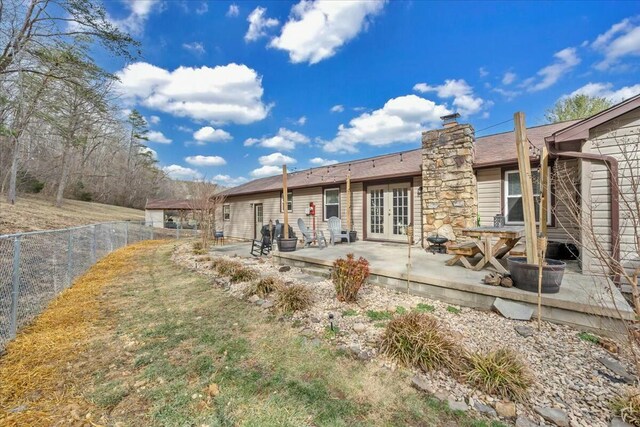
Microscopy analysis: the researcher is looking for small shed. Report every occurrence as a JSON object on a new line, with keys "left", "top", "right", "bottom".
{"left": 145, "top": 199, "right": 194, "bottom": 228}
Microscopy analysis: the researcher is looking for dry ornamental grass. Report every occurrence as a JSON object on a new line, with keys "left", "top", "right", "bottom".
{"left": 464, "top": 348, "right": 532, "bottom": 402}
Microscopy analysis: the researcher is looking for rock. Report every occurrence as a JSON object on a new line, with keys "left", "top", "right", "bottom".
{"left": 434, "top": 392, "right": 448, "bottom": 402}
{"left": 255, "top": 299, "right": 265, "bottom": 306}
{"left": 435, "top": 224, "right": 456, "bottom": 242}
{"left": 495, "top": 401, "right": 516, "bottom": 418}
{"left": 248, "top": 295, "right": 260, "bottom": 303}
{"left": 311, "top": 338, "right": 322, "bottom": 347}
{"left": 610, "top": 417, "right": 634, "bottom": 427}
{"left": 474, "top": 402, "right": 497, "bottom": 417}
{"left": 500, "top": 276, "right": 513, "bottom": 288}
{"left": 353, "top": 323, "right": 367, "bottom": 334}
{"left": 411, "top": 375, "right": 431, "bottom": 393}
{"left": 310, "top": 316, "right": 321, "bottom": 323}
{"left": 262, "top": 301, "right": 274, "bottom": 309}
{"left": 358, "top": 350, "right": 373, "bottom": 361}
{"left": 279, "top": 266, "right": 291, "bottom": 272}
{"left": 534, "top": 407, "right": 569, "bottom": 426}
{"left": 515, "top": 417, "right": 538, "bottom": 427}
{"left": 597, "top": 356, "right": 636, "bottom": 384}
{"left": 300, "top": 328, "right": 315, "bottom": 338}
{"left": 514, "top": 325, "right": 534, "bottom": 338}
{"left": 493, "top": 298, "right": 533, "bottom": 321}
{"left": 447, "top": 398, "right": 469, "bottom": 412}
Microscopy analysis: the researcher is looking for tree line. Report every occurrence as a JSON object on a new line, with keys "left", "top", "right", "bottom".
{"left": 0, "top": 0, "right": 178, "bottom": 209}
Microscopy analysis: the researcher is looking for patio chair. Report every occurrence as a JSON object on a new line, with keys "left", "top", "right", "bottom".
{"left": 327, "top": 216, "right": 350, "bottom": 245}
{"left": 297, "top": 218, "right": 327, "bottom": 249}
{"left": 250, "top": 224, "right": 274, "bottom": 256}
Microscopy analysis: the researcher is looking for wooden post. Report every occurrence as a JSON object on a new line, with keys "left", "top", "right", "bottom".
{"left": 346, "top": 171, "right": 352, "bottom": 231}
{"left": 407, "top": 224, "right": 413, "bottom": 294}
{"left": 514, "top": 112, "right": 538, "bottom": 265}
{"left": 540, "top": 146, "right": 549, "bottom": 237}
{"left": 537, "top": 236, "right": 547, "bottom": 330}
{"left": 282, "top": 164, "right": 289, "bottom": 239}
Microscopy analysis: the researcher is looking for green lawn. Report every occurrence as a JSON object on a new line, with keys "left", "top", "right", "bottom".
{"left": 85, "top": 242, "right": 501, "bottom": 427}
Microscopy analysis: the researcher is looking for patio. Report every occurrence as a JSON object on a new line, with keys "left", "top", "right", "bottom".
{"left": 211, "top": 240, "right": 635, "bottom": 334}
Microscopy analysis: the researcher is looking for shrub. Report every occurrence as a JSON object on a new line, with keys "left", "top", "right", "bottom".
{"left": 446, "top": 306, "right": 461, "bottom": 314}
{"left": 275, "top": 284, "right": 312, "bottom": 313}
{"left": 366, "top": 310, "right": 393, "bottom": 321}
{"left": 213, "top": 259, "right": 243, "bottom": 276}
{"left": 230, "top": 267, "right": 259, "bottom": 283}
{"left": 464, "top": 348, "right": 532, "bottom": 401}
{"left": 193, "top": 241, "right": 203, "bottom": 250}
{"left": 380, "top": 312, "right": 460, "bottom": 372}
{"left": 245, "top": 276, "right": 283, "bottom": 298}
{"left": 332, "top": 253, "right": 370, "bottom": 302}
{"left": 395, "top": 306, "right": 407, "bottom": 315}
{"left": 414, "top": 303, "right": 435, "bottom": 313}
{"left": 577, "top": 331, "right": 600, "bottom": 344}
{"left": 342, "top": 309, "right": 358, "bottom": 317}
{"left": 611, "top": 387, "right": 640, "bottom": 426}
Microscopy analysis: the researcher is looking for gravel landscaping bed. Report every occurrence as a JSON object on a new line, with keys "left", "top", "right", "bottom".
{"left": 173, "top": 243, "right": 637, "bottom": 427}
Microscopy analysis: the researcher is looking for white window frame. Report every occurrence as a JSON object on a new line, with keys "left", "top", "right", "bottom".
{"left": 503, "top": 168, "right": 551, "bottom": 226}
{"left": 280, "top": 191, "right": 293, "bottom": 213}
{"left": 323, "top": 188, "right": 340, "bottom": 221}
{"left": 223, "top": 204, "right": 230, "bottom": 221}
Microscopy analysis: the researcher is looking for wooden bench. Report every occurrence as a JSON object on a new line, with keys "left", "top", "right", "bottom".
{"left": 445, "top": 242, "right": 481, "bottom": 269}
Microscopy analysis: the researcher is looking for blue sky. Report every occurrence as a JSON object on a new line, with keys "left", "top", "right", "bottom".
{"left": 101, "top": 1, "right": 640, "bottom": 186}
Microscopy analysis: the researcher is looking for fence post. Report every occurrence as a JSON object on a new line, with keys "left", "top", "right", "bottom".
{"left": 91, "top": 225, "right": 97, "bottom": 263}
{"left": 177, "top": 225, "right": 180, "bottom": 240}
{"left": 125, "top": 222, "right": 129, "bottom": 246}
{"left": 10, "top": 236, "right": 21, "bottom": 339}
{"left": 67, "top": 229, "right": 73, "bottom": 285}
{"left": 150, "top": 225, "right": 154, "bottom": 240}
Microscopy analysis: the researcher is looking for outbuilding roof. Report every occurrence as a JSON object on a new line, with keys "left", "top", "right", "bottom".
{"left": 222, "top": 120, "right": 580, "bottom": 197}
{"left": 145, "top": 199, "right": 192, "bottom": 210}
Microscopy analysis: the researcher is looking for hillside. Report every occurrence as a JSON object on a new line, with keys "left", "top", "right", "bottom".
{"left": 0, "top": 195, "right": 144, "bottom": 235}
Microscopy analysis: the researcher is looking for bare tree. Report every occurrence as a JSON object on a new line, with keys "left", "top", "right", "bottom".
{"left": 188, "top": 180, "right": 226, "bottom": 248}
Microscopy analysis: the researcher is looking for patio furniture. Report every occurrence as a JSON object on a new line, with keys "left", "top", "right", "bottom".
{"left": 214, "top": 231, "right": 224, "bottom": 245}
{"left": 445, "top": 226, "right": 525, "bottom": 274}
{"left": 297, "top": 218, "right": 327, "bottom": 249}
{"left": 426, "top": 234, "right": 449, "bottom": 254}
{"left": 250, "top": 224, "right": 274, "bottom": 256}
{"left": 327, "top": 217, "right": 350, "bottom": 245}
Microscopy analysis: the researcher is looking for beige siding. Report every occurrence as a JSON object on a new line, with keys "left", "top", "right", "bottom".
{"left": 476, "top": 168, "right": 501, "bottom": 227}
{"left": 222, "top": 191, "right": 280, "bottom": 240}
{"left": 412, "top": 176, "right": 423, "bottom": 246}
{"left": 582, "top": 107, "right": 640, "bottom": 276}
{"left": 549, "top": 159, "right": 580, "bottom": 243}
{"left": 145, "top": 209, "right": 164, "bottom": 228}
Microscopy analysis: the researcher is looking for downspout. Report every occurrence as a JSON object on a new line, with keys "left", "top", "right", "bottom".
{"left": 546, "top": 141, "right": 620, "bottom": 281}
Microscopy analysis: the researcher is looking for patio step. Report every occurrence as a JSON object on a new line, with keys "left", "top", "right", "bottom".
{"left": 300, "top": 266, "right": 331, "bottom": 279}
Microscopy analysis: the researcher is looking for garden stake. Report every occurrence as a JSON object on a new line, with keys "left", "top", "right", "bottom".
{"left": 537, "top": 236, "right": 547, "bottom": 331}
{"left": 406, "top": 224, "right": 413, "bottom": 295}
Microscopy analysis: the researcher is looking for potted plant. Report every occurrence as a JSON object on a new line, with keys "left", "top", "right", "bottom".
{"left": 507, "top": 257, "right": 566, "bottom": 293}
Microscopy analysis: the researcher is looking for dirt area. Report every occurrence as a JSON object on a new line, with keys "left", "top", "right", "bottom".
{"left": 0, "top": 194, "right": 144, "bottom": 235}
{"left": 0, "top": 240, "right": 493, "bottom": 427}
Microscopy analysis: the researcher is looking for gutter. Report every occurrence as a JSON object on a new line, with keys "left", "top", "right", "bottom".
{"left": 546, "top": 141, "right": 620, "bottom": 278}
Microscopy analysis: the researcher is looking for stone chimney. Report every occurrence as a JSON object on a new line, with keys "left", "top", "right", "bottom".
{"left": 422, "top": 115, "right": 477, "bottom": 243}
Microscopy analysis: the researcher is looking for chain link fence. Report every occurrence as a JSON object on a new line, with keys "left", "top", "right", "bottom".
{"left": 0, "top": 221, "right": 199, "bottom": 352}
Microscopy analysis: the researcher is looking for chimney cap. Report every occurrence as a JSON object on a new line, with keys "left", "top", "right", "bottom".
{"left": 440, "top": 112, "right": 460, "bottom": 123}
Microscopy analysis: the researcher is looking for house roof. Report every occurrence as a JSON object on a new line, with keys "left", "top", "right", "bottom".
{"left": 473, "top": 120, "right": 580, "bottom": 168}
{"left": 145, "top": 199, "right": 192, "bottom": 210}
{"left": 223, "top": 120, "right": 584, "bottom": 198}
{"left": 545, "top": 93, "right": 640, "bottom": 144}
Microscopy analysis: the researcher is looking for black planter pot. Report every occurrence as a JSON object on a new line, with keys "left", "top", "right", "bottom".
{"left": 507, "top": 257, "right": 566, "bottom": 294}
{"left": 277, "top": 237, "right": 297, "bottom": 252}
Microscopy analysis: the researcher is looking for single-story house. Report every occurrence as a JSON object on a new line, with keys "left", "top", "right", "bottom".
{"left": 218, "top": 94, "right": 639, "bottom": 278}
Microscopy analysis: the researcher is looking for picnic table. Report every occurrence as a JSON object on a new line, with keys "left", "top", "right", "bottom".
{"left": 445, "top": 226, "right": 525, "bottom": 274}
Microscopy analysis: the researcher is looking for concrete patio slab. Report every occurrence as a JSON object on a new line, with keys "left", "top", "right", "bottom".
{"left": 211, "top": 241, "right": 635, "bottom": 333}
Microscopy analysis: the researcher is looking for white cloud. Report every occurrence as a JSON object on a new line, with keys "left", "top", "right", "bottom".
{"left": 568, "top": 82, "right": 640, "bottom": 103}
{"left": 196, "top": 2, "right": 209, "bottom": 15}
{"left": 592, "top": 18, "right": 640, "bottom": 70}
{"left": 110, "top": 0, "right": 160, "bottom": 35}
{"left": 270, "top": 0, "right": 386, "bottom": 64}
{"left": 185, "top": 155, "right": 226, "bottom": 166}
{"left": 212, "top": 174, "right": 247, "bottom": 187}
{"left": 245, "top": 7, "right": 279, "bottom": 42}
{"left": 227, "top": 4, "right": 239, "bottom": 17}
{"left": 413, "top": 79, "right": 485, "bottom": 116}
{"left": 479, "top": 67, "right": 489, "bottom": 78}
{"left": 251, "top": 165, "right": 282, "bottom": 178}
{"left": 244, "top": 127, "right": 310, "bottom": 151}
{"left": 147, "top": 130, "right": 172, "bottom": 144}
{"left": 523, "top": 47, "right": 580, "bottom": 92}
{"left": 296, "top": 116, "right": 307, "bottom": 125}
{"left": 310, "top": 157, "right": 337, "bottom": 166}
{"left": 139, "top": 146, "right": 157, "bottom": 160}
{"left": 149, "top": 115, "right": 161, "bottom": 124}
{"left": 177, "top": 125, "right": 193, "bottom": 133}
{"left": 502, "top": 71, "right": 516, "bottom": 85}
{"left": 163, "top": 164, "right": 203, "bottom": 180}
{"left": 322, "top": 94, "right": 450, "bottom": 153}
{"left": 330, "top": 104, "right": 345, "bottom": 113}
{"left": 193, "top": 126, "right": 232, "bottom": 143}
{"left": 182, "top": 41, "right": 205, "bottom": 55}
{"left": 116, "top": 62, "right": 271, "bottom": 125}
{"left": 259, "top": 152, "right": 297, "bottom": 166}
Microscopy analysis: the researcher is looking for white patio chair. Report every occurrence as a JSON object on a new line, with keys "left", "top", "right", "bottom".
{"left": 297, "top": 218, "right": 326, "bottom": 248}
{"left": 327, "top": 216, "right": 350, "bottom": 245}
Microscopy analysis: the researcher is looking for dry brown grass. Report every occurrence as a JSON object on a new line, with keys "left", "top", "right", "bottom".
{"left": 0, "top": 240, "right": 162, "bottom": 426}
{"left": 0, "top": 194, "right": 144, "bottom": 235}
{"left": 464, "top": 348, "right": 532, "bottom": 401}
{"left": 611, "top": 386, "right": 640, "bottom": 426}
{"left": 275, "top": 284, "right": 313, "bottom": 313}
{"left": 244, "top": 276, "right": 283, "bottom": 298}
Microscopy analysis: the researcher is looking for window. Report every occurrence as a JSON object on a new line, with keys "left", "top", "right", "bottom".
{"left": 324, "top": 188, "right": 340, "bottom": 220}
{"left": 504, "top": 169, "right": 550, "bottom": 224}
{"left": 223, "top": 204, "right": 230, "bottom": 221}
{"left": 280, "top": 191, "right": 293, "bottom": 212}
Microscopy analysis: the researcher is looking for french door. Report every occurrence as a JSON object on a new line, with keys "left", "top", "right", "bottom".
{"left": 367, "top": 183, "right": 411, "bottom": 242}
